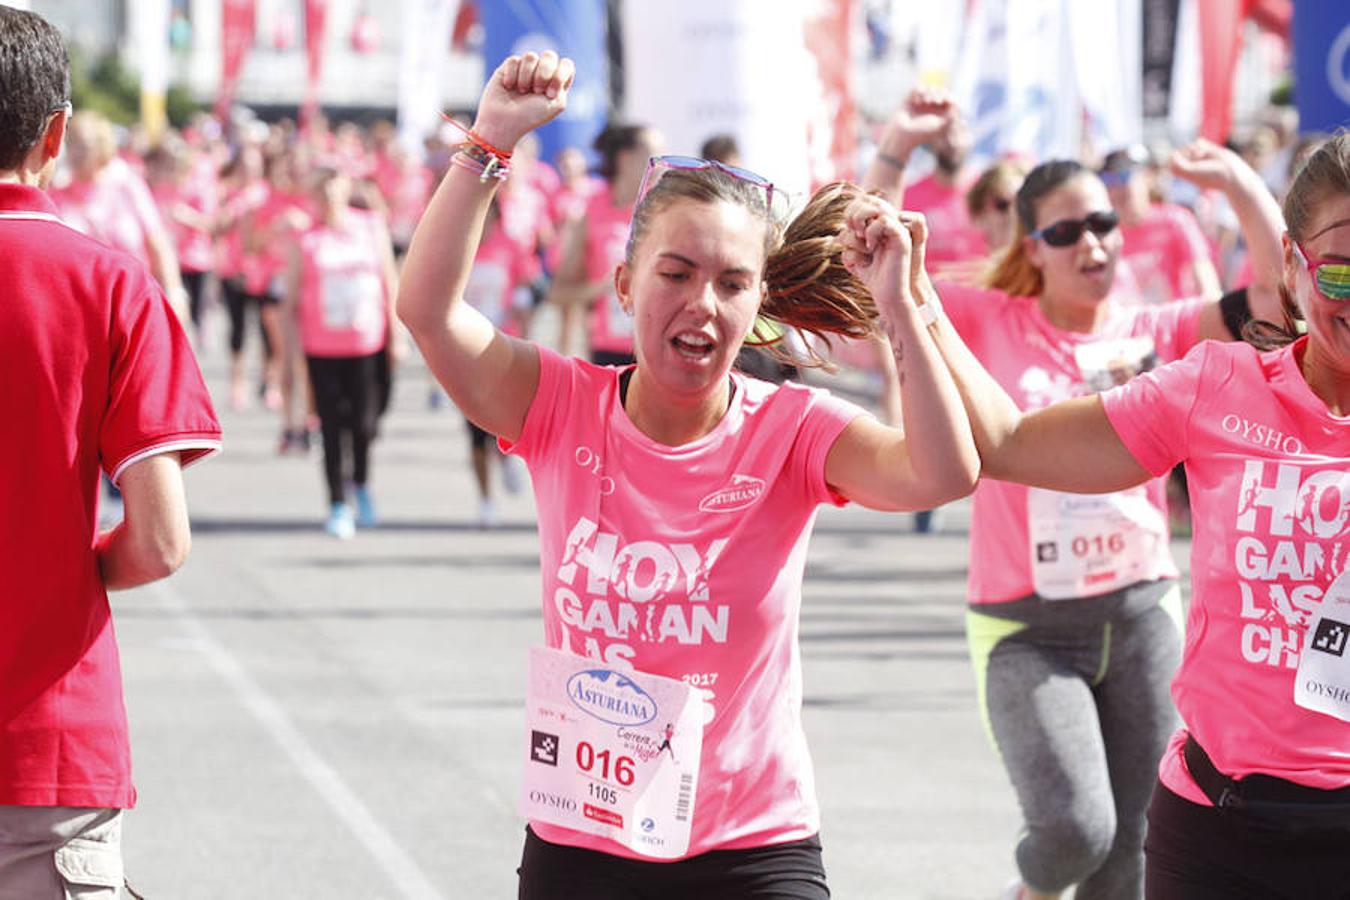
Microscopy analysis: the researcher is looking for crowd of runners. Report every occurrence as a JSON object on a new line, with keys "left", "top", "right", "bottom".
{"left": 4, "top": 8, "right": 1348, "bottom": 898}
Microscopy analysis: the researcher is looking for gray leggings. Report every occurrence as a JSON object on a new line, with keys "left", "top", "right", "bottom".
{"left": 966, "top": 580, "right": 1182, "bottom": 899}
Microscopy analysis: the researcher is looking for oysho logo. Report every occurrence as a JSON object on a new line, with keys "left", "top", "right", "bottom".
{"left": 699, "top": 474, "right": 766, "bottom": 513}
{"left": 567, "top": 669, "right": 658, "bottom": 726}
{"left": 528, "top": 790, "right": 577, "bottom": 812}
{"left": 1221, "top": 415, "right": 1305, "bottom": 456}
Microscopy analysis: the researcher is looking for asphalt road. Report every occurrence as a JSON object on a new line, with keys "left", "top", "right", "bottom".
{"left": 112, "top": 327, "right": 1191, "bottom": 899}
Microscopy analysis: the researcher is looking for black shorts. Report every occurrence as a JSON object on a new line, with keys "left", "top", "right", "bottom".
{"left": 466, "top": 418, "right": 492, "bottom": 450}
{"left": 517, "top": 826, "right": 829, "bottom": 900}
{"left": 589, "top": 350, "right": 636, "bottom": 368}
{"left": 1144, "top": 780, "right": 1350, "bottom": 899}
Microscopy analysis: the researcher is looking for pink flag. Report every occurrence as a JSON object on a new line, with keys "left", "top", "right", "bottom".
{"left": 302, "top": 0, "right": 331, "bottom": 132}
{"left": 216, "top": 0, "right": 255, "bottom": 121}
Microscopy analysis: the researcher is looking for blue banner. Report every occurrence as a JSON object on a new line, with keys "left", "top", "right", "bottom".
{"left": 480, "top": 0, "right": 610, "bottom": 165}
{"left": 1293, "top": 0, "right": 1350, "bottom": 135}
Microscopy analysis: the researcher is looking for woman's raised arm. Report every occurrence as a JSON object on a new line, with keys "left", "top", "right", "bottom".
{"left": 397, "top": 51, "right": 574, "bottom": 442}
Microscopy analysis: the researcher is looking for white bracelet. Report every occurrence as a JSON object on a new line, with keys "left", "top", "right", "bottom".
{"left": 918, "top": 295, "right": 943, "bottom": 327}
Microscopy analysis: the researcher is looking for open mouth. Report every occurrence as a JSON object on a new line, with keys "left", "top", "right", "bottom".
{"left": 671, "top": 332, "right": 716, "bottom": 360}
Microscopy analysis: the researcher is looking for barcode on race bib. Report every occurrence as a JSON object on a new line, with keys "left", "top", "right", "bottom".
{"left": 675, "top": 773, "right": 694, "bottom": 823}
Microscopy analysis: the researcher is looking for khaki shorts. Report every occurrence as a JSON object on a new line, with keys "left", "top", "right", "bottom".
{"left": 0, "top": 806, "right": 124, "bottom": 899}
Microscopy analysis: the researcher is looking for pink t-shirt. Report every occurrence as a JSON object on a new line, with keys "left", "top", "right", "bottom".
{"left": 1102, "top": 338, "right": 1350, "bottom": 800}
{"left": 242, "top": 188, "right": 308, "bottom": 296}
{"left": 941, "top": 282, "right": 1207, "bottom": 603}
{"left": 217, "top": 180, "right": 268, "bottom": 280}
{"left": 504, "top": 347, "right": 865, "bottom": 858}
{"left": 296, "top": 210, "right": 388, "bottom": 358}
{"left": 51, "top": 161, "right": 167, "bottom": 270}
{"left": 582, "top": 186, "right": 636, "bottom": 356}
{"left": 904, "top": 173, "right": 986, "bottom": 267}
{"left": 1118, "top": 204, "right": 1214, "bottom": 307}
{"left": 150, "top": 175, "right": 217, "bottom": 274}
{"left": 466, "top": 224, "right": 538, "bottom": 336}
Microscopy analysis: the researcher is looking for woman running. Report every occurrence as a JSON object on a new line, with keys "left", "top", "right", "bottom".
{"left": 916, "top": 131, "right": 1350, "bottom": 900}
{"left": 283, "top": 166, "right": 399, "bottom": 539}
{"left": 398, "top": 51, "right": 978, "bottom": 898}
{"left": 866, "top": 91, "right": 1286, "bottom": 900}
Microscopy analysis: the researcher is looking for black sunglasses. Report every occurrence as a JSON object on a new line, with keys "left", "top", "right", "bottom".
{"left": 1031, "top": 210, "right": 1119, "bottom": 247}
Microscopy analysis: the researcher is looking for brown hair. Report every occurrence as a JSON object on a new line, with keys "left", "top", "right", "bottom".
{"left": 965, "top": 159, "right": 1026, "bottom": 219}
{"left": 983, "top": 159, "right": 1092, "bottom": 297}
{"left": 1246, "top": 130, "right": 1350, "bottom": 349}
{"left": 625, "top": 167, "right": 877, "bottom": 366}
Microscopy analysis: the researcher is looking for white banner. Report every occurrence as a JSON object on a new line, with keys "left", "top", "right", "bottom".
{"left": 956, "top": 0, "right": 1142, "bottom": 164}
{"left": 622, "top": 0, "right": 816, "bottom": 206}
{"left": 1072, "top": 0, "right": 1143, "bottom": 154}
{"left": 398, "top": 0, "right": 459, "bottom": 158}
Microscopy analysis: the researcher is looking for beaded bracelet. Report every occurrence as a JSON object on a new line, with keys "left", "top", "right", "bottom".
{"left": 452, "top": 147, "right": 510, "bottom": 183}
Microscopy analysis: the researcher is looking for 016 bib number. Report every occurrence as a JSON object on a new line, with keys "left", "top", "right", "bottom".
{"left": 520, "top": 646, "right": 703, "bottom": 859}
{"left": 1028, "top": 486, "right": 1167, "bottom": 599}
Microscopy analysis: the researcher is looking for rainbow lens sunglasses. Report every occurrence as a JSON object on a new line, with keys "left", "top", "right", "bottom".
{"left": 1031, "top": 210, "right": 1119, "bottom": 248}
{"left": 1292, "top": 240, "right": 1350, "bottom": 301}
{"left": 635, "top": 155, "right": 790, "bottom": 219}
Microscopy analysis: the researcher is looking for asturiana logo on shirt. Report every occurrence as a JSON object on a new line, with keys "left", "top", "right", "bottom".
{"left": 698, "top": 474, "right": 766, "bottom": 513}
{"left": 567, "top": 669, "right": 658, "bottom": 726}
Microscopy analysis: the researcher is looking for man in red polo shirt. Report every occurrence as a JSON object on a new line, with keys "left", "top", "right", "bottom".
{"left": 0, "top": 9, "right": 221, "bottom": 897}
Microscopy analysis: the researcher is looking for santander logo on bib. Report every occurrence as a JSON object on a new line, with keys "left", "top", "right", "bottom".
{"left": 698, "top": 474, "right": 766, "bottom": 513}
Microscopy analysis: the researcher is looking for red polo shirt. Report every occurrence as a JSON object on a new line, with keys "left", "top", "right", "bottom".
{"left": 0, "top": 183, "right": 221, "bottom": 808}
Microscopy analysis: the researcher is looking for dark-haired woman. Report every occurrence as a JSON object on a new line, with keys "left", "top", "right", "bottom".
{"left": 548, "top": 122, "right": 664, "bottom": 364}
{"left": 918, "top": 131, "right": 1350, "bottom": 900}
{"left": 867, "top": 91, "right": 1286, "bottom": 900}
{"left": 398, "top": 52, "right": 978, "bottom": 898}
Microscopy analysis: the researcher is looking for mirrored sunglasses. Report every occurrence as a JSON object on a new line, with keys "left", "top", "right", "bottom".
{"left": 1293, "top": 240, "right": 1350, "bottom": 301}
{"left": 1031, "top": 210, "right": 1119, "bottom": 248}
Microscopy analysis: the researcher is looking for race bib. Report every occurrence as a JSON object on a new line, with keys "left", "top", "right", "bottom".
{"left": 1295, "top": 569, "right": 1350, "bottom": 722}
{"left": 1028, "top": 486, "right": 1168, "bottom": 600}
{"left": 521, "top": 646, "right": 703, "bottom": 859}
{"left": 320, "top": 269, "right": 382, "bottom": 334}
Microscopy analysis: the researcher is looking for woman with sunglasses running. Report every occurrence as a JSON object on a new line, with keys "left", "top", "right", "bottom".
{"left": 866, "top": 92, "right": 1287, "bottom": 900}
{"left": 399, "top": 52, "right": 978, "bottom": 899}
{"left": 914, "top": 131, "right": 1350, "bottom": 900}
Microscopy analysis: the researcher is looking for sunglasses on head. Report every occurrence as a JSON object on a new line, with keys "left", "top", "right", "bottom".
{"left": 636, "top": 155, "right": 787, "bottom": 218}
{"left": 1031, "top": 210, "right": 1119, "bottom": 248}
{"left": 1293, "top": 240, "right": 1350, "bottom": 301}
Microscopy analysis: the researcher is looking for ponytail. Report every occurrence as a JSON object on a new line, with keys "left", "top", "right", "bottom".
{"left": 760, "top": 182, "right": 877, "bottom": 364}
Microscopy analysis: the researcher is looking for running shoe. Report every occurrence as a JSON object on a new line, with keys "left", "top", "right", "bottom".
{"left": 325, "top": 502, "right": 356, "bottom": 539}
{"left": 478, "top": 498, "right": 498, "bottom": 530}
{"left": 502, "top": 455, "right": 526, "bottom": 495}
{"left": 229, "top": 381, "right": 249, "bottom": 411}
{"left": 353, "top": 486, "right": 378, "bottom": 528}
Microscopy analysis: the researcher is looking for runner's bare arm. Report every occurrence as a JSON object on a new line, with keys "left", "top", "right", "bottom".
{"left": 1170, "top": 139, "right": 1287, "bottom": 339}
{"left": 824, "top": 203, "right": 979, "bottom": 511}
{"left": 397, "top": 51, "right": 575, "bottom": 443}
{"left": 907, "top": 274, "right": 1154, "bottom": 492}
{"left": 860, "top": 88, "right": 958, "bottom": 203}
{"left": 98, "top": 453, "right": 190, "bottom": 590}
